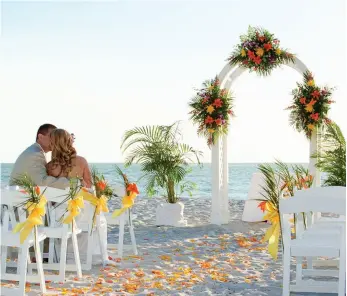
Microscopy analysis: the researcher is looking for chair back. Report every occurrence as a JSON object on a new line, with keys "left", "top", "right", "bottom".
{"left": 279, "top": 186, "right": 346, "bottom": 216}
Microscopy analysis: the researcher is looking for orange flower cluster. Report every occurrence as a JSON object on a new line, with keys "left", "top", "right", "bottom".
{"left": 189, "top": 76, "right": 234, "bottom": 145}
{"left": 287, "top": 71, "right": 334, "bottom": 138}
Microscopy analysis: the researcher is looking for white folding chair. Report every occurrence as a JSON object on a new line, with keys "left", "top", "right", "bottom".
{"left": 280, "top": 186, "right": 346, "bottom": 296}
{"left": 27, "top": 187, "right": 83, "bottom": 281}
{"left": 0, "top": 203, "right": 47, "bottom": 295}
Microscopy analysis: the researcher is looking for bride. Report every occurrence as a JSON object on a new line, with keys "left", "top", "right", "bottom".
{"left": 46, "top": 129, "right": 110, "bottom": 265}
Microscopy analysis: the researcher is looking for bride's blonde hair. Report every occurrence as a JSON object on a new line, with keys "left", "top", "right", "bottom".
{"left": 50, "top": 129, "right": 77, "bottom": 175}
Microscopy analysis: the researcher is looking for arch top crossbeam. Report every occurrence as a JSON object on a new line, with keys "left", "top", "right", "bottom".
{"left": 218, "top": 56, "right": 309, "bottom": 91}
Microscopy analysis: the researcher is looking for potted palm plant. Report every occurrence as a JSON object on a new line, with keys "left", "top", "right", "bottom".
{"left": 120, "top": 121, "right": 202, "bottom": 226}
{"left": 311, "top": 122, "right": 346, "bottom": 186}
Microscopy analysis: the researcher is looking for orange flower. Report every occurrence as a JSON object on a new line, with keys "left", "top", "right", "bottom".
{"left": 247, "top": 50, "right": 255, "bottom": 59}
{"left": 305, "top": 99, "right": 317, "bottom": 113}
{"left": 213, "top": 98, "right": 223, "bottom": 108}
{"left": 258, "top": 36, "right": 266, "bottom": 42}
{"left": 263, "top": 43, "right": 272, "bottom": 51}
{"left": 127, "top": 183, "right": 139, "bottom": 194}
{"left": 215, "top": 118, "right": 223, "bottom": 126}
{"left": 35, "top": 186, "right": 40, "bottom": 195}
{"left": 205, "top": 116, "right": 214, "bottom": 124}
{"left": 299, "top": 97, "right": 306, "bottom": 104}
{"left": 258, "top": 201, "right": 267, "bottom": 212}
{"left": 311, "top": 90, "right": 320, "bottom": 99}
{"left": 96, "top": 180, "right": 106, "bottom": 191}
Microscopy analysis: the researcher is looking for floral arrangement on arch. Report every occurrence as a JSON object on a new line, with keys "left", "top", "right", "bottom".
{"left": 188, "top": 76, "right": 234, "bottom": 146}
{"left": 287, "top": 71, "right": 334, "bottom": 138}
{"left": 228, "top": 26, "right": 295, "bottom": 76}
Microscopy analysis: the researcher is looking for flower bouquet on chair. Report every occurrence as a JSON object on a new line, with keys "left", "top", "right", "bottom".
{"left": 11, "top": 175, "right": 47, "bottom": 245}
{"left": 79, "top": 168, "right": 113, "bottom": 233}
{"left": 112, "top": 164, "right": 139, "bottom": 222}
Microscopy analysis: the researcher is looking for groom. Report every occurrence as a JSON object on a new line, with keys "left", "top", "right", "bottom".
{"left": 9, "top": 123, "right": 69, "bottom": 189}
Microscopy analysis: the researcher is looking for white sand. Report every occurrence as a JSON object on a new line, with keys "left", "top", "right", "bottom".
{"left": 1, "top": 198, "right": 337, "bottom": 295}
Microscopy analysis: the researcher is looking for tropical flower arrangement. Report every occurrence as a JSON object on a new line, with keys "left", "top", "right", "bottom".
{"left": 287, "top": 71, "right": 334, "bottom": 138}
{"left": 12, "top": 175, "right": 48, "bottom": 244}
{"left": 188, "top": 76, "right": 234, "bottom": 145}
{"left": 257, "top": 161, "right": 314, "bottom": 260}
{"left": 112, "top": 164, "right": 139, "bottom": 219}
{"left": 228, "top": 26, "right": 295, "bottom": 76}
{"left": 57, "top": 178, "right": 85, "bottom": 226}
{"left": 79, "top": 168, "right": 113, "bottom": 233}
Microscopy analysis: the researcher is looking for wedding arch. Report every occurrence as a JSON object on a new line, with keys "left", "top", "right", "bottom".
{"left": 188, "top": 26, "right": 335, "bottom": 225}
{"left": 210, "top": 56, "right": 320, "bottom": 225}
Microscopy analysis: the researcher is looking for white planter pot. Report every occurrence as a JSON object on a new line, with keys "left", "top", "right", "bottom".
{"left": 155, "top": 202, "right": 187, "bottom": 227}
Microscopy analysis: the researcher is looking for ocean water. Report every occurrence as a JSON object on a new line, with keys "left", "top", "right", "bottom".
{"left": 0, "top": 163, "right": 307, "bottom": 200}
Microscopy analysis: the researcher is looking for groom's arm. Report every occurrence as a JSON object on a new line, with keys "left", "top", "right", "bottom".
{"left": 29, "top": 151, "right": 70, "bottom": 189}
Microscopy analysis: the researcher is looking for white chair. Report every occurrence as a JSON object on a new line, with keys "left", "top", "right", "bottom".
{"left": 242, "top": 173, "right": 267, "bottom": 222}
{"left": 0, "top": 204, "right": 47, "bottom": 295}
{"left": 280, "top": 186, "right": 346, "bottom": 296}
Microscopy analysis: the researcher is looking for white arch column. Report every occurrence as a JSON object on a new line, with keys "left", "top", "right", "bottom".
{"left": 210, "top": 57, "right": 320, "bottom": 225}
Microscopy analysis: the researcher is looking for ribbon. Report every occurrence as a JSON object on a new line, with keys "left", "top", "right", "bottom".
{"left": 262, "top": 202, "right": 280, "bottom": 260}
{"left": 63, "top": 196, "right": 84, "bottom": 224}
{"left": 112, "top": 192, "right": 137, "bottom": 218}
{"left": 13, "top": 196, "right": 47, "bottom": 244}
{"left": 80, "top": 189, "right": 109, "bottom": 214}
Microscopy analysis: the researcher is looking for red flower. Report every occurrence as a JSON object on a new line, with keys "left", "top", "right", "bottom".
{"left": 96, "top": 181, "right": 107, "bottom": 191}
{"left": 310, "top": 113, "right": 319, "bottom": 121}
{"left": 202, "top": 98, "right": 208, "bottom": 104}
{"left": 127, "top": 183, "right": 139, "bottom": 194}
{"left": 299, "top": 97, "right": 306, "bottom": 104}
{"left": 242, "top": 60, "right": 249, "bottom": 65}
{"left": 253, "top": 56, "right": 262, "bottom": 65}
{"left": 213, "top": 99, "right": 223, "bottom": 108}
{"left": 311, "top": 90, "right": 320, "bottom": 99}
{"left": 258, "top": 201, "right": 267, "bottom": 213}
{"left": 215, "top": 118, "right": 223, "bottom": 125}
{"left": 324, "top": 118, "right": 332, "bottom": 124}
{"left": 205, "top": 116, "right": 214, "bottom": 124}
{"left": 247, "top": 50, "right": 255, "bottom": 59}
{"left": 263, "top": 43, "right": 272, "bottom": 51}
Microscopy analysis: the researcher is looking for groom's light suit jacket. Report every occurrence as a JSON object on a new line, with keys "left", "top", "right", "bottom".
{"left": 9, "top": 143, "right": 69, "bottom": 189}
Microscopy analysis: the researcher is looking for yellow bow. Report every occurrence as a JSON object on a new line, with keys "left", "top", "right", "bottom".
{"left": 13, "top": 196, "right": 47, "bottom": 244}
{"left": 262, "top": 202, "right": 280, "bottom": 260}
{"left": 80, "top": 190, "right": 109, "bottom": 214}
{"left": 63, "top": 196, "right": 84, "bottom": 224}
{"left": 112, "top": 192, "right": 137, "bottom": 218}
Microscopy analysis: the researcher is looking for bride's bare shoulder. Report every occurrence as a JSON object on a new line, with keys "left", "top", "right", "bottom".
{"left": 75, "top": 155, "right": 89, "bottom": 167}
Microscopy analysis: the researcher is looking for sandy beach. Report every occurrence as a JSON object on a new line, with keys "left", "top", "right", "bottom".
{"left": 1, "top": 198, "right": 336, "bottom": 295}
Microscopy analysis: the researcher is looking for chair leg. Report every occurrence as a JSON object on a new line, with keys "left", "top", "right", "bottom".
{"left": 296, "top": 256, "right": 303, "bottom": 284}
{"left": 58, "top": 235, "right": 68, "bottom": 283}
{"left": 18, "top": 245, "right": 29, "bottom": 296}
{"left": 129, "top": 224, "right": 138, "bottom": 255}
{"left": 33, "top": 230, "right": 46, "bottom": 294}
{"left": 71, "top": 223, "right": 82, "bottom": 278}
{"left": 118, "top": 216, "right": 125, "bottom": 258}
{"left": 1, "top": 246, "right": 7, "bottom": 274}
{"left": 85, "top": 230, "right": 94, "bottom": 270}
{"left": 49, "top": 238, "right": 55, "bottom": 263}
{"left": 27, "top": 250, "right": 33, "bottom": 275}
{"left": 338, "top": 250, "right": 346, "bottom": 296}
{"left": 282, "top": 250, "right": 291, "bottom": 296}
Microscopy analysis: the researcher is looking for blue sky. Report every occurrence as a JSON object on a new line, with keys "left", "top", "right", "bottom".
{"left": 0, "top": 0, "right": 346, "bottom": 163}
